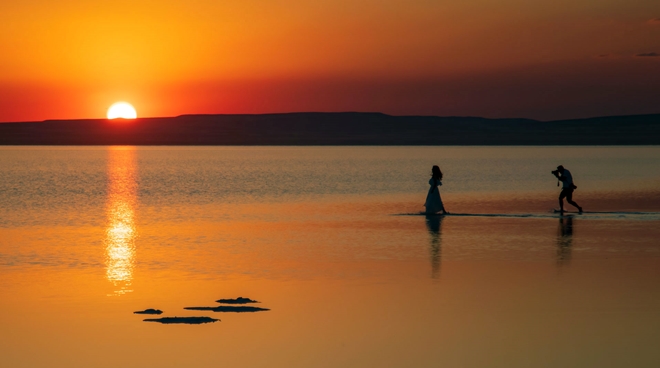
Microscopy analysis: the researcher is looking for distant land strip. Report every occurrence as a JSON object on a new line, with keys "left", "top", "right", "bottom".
{"left": 1, "top": 112, "right": 659, "bottom": 145}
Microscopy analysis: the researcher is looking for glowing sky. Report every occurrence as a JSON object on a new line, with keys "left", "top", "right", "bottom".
{"left": 1, "top": 0, "right": 659, "bottom": 121}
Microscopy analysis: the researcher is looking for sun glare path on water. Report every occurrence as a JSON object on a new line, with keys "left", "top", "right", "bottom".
{"left": 107, "top": 102, "right": 137, "bottom": 120}
{"left": 105, "top": 147, "right": 137, "bottom": 296}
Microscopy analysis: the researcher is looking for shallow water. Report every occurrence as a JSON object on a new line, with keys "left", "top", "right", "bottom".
{"left": 1, "top": 146, "right": 660, "bottom": 367}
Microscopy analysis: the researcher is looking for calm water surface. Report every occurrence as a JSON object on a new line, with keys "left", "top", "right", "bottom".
{"left": 1, "top": 146, "right": 660, "bottom": 368}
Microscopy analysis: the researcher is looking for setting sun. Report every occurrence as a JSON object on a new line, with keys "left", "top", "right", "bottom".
{"left": 107, "top": 102, "right": 137, "bottom": 120}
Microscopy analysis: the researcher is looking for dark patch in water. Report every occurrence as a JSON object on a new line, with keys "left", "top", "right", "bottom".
{"left": 215, "top": 297, "right": 259, "bottom": 304}
{"left": 143, "top": 316, "right": 219, "bottom": 324}
{"left": 134, "top": 309, "right": 163, "bottom": 315}
{"left": 185, "top": 305, "right": 270, "bottom": 313}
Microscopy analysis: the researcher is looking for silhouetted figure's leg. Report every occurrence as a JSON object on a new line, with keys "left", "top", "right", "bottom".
{"left": 558, "top": 190, "right": 567, "bottom": 212}
{"left": 565, "top": 190, "right": 582, "bottom": 213}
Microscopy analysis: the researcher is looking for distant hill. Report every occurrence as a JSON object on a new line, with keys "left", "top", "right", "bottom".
{"left": 0, "top": 112, "right": 659, "bottom": 145}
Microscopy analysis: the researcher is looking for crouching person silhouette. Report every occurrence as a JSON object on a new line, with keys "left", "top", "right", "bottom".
{"left": 552, "top": 165, "right": 583, "bottom": 214}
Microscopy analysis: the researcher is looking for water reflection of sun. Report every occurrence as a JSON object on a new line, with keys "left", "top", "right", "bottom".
{"left": 105, "top": 146, "right": 137, "bottom": 296}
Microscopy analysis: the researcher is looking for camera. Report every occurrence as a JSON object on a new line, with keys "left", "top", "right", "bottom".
{"left": 551, "top": 170, "right": 559, "bottom": 175}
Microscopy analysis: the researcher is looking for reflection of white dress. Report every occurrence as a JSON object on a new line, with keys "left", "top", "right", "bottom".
{"left": 424, "top": 178, "right": 445, "bottom": 214}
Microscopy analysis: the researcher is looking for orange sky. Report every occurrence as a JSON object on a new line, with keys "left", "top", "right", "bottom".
{"left": 1, "top": 0, "right": 659, "bottom": 121}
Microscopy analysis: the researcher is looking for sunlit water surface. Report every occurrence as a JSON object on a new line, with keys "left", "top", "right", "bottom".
{"left": 1, "top": 146, "right": 660, "bottom": 368}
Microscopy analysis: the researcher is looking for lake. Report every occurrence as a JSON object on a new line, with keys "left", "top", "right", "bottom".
{"left": 1, "top": 146, "right": 660, "bottom": 367}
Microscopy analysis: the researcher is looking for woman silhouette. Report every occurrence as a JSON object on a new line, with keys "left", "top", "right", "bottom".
{"left": 424, "top": 165, "right": 448, "bottom": 215}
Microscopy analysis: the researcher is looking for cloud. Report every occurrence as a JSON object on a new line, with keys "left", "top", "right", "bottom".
{"left": 636, "top": 52, "right": 660, "bottom": 57}
{"left": 649, "top": 18, "right": 660, "bottom": 25}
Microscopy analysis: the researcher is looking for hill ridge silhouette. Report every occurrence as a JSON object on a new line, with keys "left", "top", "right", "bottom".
{"left": 1, "top": 112, "right": 658, "bottom": 145}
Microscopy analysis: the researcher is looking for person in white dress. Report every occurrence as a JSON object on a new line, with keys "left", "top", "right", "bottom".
{"left": 424, "top": 165, "right": 448, "bottom": 215}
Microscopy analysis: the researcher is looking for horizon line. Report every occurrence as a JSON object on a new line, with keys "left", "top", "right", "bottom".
{"left": 2, "top": 111, "right": 660, "bottom": 125}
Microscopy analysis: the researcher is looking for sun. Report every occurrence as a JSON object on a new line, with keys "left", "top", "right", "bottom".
{"left": 107, "top": 102, "right": 137, "bottom": 119}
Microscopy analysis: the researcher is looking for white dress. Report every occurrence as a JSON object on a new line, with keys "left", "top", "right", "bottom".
{"left": 424, "top": 178, "right": 445, "bottom": 214}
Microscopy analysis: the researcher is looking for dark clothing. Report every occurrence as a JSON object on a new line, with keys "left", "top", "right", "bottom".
{"left": 559, "top": 187, "right": 575, "bottom": 201}
{"left": 558, "top": 187, "right": 581, "bottom": 212}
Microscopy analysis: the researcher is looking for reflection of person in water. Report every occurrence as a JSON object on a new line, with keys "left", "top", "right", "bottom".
{"left": 424, "top": 165, "right": 448, "bottom": 215}
{"left": 552, "top": 165, "right": 583, "bottom": 213}
{"left": 425, "top": 215, "right": 443, "bottom": 278}
{"left": 556, "top": 216, "right": 573, "bottom": 265}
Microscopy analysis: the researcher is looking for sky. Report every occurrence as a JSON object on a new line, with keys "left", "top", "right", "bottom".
{"left": 1, "top": 0, "right": 659, "bottom": 122}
